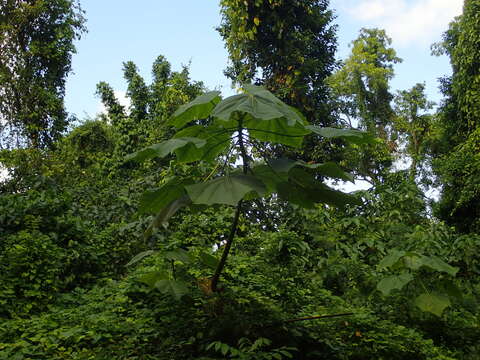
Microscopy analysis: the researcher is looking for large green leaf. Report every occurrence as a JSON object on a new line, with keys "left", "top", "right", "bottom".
{"left": 377, "top": 273, "right": 414, "bottom": 296}
{"left": 245, "top": 116, "right": 310, "bottom": 148}
{"left": 125, "top": 137, "right": 206, "bottom": 162}
{"left": 138, "top": 271, "right": 168, "bottom": 288}
{"left": 378, "top": 250, "right": 406, "bottom": 269}
{"left": 419, "top": 256, "right": 459, "bottom": 276}
{"left": 126, "top": 250, "right": 156, "bottom": 267}
{"left": 155, "top": 279, "right": 189, "bottom": 300}
{"left": 308, "top": 162, "right": 354, "bottom": 182}
{"left": 415, "top": 293, "right": 451, "bottom": 316}
{"left": 282, "top": 168, "right": 361, "bottom": 208}
{"left": 169, "top": 91, "right": 221, "bottom": 128}
{"left": 402, "top": 253, "right": 425, "bottom": 270}
{"left": 442, "top": 279, "right": 463, "bottom": 300}
{"left": 306, "top": 126, "right": 374, "bottom": 145}
{"left": 173, "top": 125, "right": 233, "bottom": 163}
{"left": 185, "top": 174, "right": 266, "bottom": 206}
{"left": 199, "top": 251, "right": 220, "bottom": 270}
{"left": 267, "top": 158, "right": 298, "bottom": 173}
{"left": 277, "top": 182, "right": 317, "bottom": 208}
{"left": 250, "top": 164, "right": 288, "bottom": 193}
{"left": 395, "top": 253, "right": 459, "bottom": 276}
{"left": 139, "top": 178, "right": 191, "bottom": 214}
{"left": 165, "top": 249, "right": 192, "bottom": 264}
{"left": 267, "top": 158, "right": 353, "bottom": 182}
{"left": 144, "top": 196, "right": 191, "bottom": 238}
{"left": 276, "top": 181, "right": 360, "bottom": 209}
{"left": 213, "top": 85, "right": 297, "bottom": 121}
{"left": 212, "top": 84, "right": 305, "bottom": 126}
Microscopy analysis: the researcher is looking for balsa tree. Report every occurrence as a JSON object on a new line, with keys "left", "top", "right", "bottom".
{"left": 127, "top": 84, "right": 371, "bottom": 294}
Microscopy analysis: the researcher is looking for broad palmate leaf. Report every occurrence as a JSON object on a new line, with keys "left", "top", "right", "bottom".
{"left": 377, "top": 273, "right": 414, "bottom": 296}
{"left": 125, "top": 137, "right": 206, "bottom": 162}
{"left": 415, "top": 293, "right": 451, "bottom": 317}
{"left": 185, "top": 175, "right": 266, "bottom": 206}
{"left": 306, "top": 126, "right": 374, "bottom": 145}
{"left": 169, "top": 91, "right": 221, "bottom": 128}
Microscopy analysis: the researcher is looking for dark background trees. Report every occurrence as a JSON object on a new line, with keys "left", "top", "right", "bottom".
{"left": 431, "top": 0, "right": 480, "bottom": 233}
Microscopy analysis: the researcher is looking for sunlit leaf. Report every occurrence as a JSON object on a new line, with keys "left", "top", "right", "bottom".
{"left": 138, "top": 271, "right": 168, "bottom": 288}
{"left": 419, "top": 256, "right": 459, "bottom": 276}
{"left": 402, "top": 253, "right": 424, "bottom": 270}
{"left": 169, "top": 91, "right": 221, "bottom": 128}
{"left": 415, "top": 293, "right": 451, "bottom": 316}
{"left": 212, "top": 84, "right": 304, "bottom": 126}
{"left": 246, "top": 116, "right": 309, "bottom": 148}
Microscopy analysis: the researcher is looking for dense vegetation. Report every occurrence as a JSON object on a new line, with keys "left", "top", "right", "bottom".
{"left": 1, "top": 1, "right": 479, "bottom": 359}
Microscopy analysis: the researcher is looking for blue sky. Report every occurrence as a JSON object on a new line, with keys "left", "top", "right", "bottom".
{"left": 64, "top": 0, "right": 463, "bottom": 120}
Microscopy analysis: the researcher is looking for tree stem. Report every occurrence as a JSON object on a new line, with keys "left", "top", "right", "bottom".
{"left": 211, "top": 121, "right": 249, "bottom": 293}
{"left": 211, "top": 201, "right": 242, "bottom": 292}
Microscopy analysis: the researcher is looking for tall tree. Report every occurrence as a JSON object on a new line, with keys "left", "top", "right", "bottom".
{"left": 328, "top": 28, "right": 401, "bottom": 184}
{"left": 0, "top": 0, "right": 86, "bottom": 149}
{"left": 328, "top": 28, "right": 401, "bottom": 135}
{"left": 95, "top": 55, "right": 204, "bottom": 157}
{"left": 432, "top": 0, "right": 480, "bottom": 233}
{"left": 218, "top": 0, "right": 337, "bottom": 129}
{"left": 394, "top": 83, "right": 434, "bottom": 179}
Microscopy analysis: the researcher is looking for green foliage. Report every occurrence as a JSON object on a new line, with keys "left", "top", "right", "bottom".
{"left": 96, "top": 56, "right": 205, "bottom": 158}
{"left": 0, "top": 0, "right": 86, "bottom": 148}
{"left": 128, "top": 84, "right": 368, "bottom": 294}
{"left": 393, "top": 83, "right": 435, "bottom": 178}
{"left": 0, "top": 185, "right": 146, "bottom": 317}
{"left": 206, "top": 337, "right": 296, "bottom": 359}
{"left": 433, "top": 0, "right": 480, "bottom": 232}
{"left": 218, "top": 0, "right": 337, "bottom": 126}
{"left": 2, "top": 3, "right": 480, "bottom": 359}
{"left": 434, "top": 127, "right": 480, "bottom": 233}
{"left": 328, "top": 28, "right": 401, "bottom": 132}
{"left": 328, "top": 28, "right": 402, "bottom": 184}
{"left": 131, "top": 84, "right": 366, "bottom": 233}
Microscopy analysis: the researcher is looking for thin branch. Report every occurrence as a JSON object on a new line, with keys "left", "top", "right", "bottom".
{"left": 262, "top": 313, "right": 355, "bottom": 328}
{"left": 283, "top": 313, "right": 354, "bottom": 324}
{"left": 211, "top": 121, "right": 249, "bottom": 293}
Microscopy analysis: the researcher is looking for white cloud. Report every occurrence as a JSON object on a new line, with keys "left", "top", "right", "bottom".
{"left": 335, "top": 0, "right": 463, "bottom": 46}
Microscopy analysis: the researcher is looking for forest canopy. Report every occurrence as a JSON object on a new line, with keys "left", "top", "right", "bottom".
{"left": 0, "top": 1, "right": 479, "bottom": 359}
